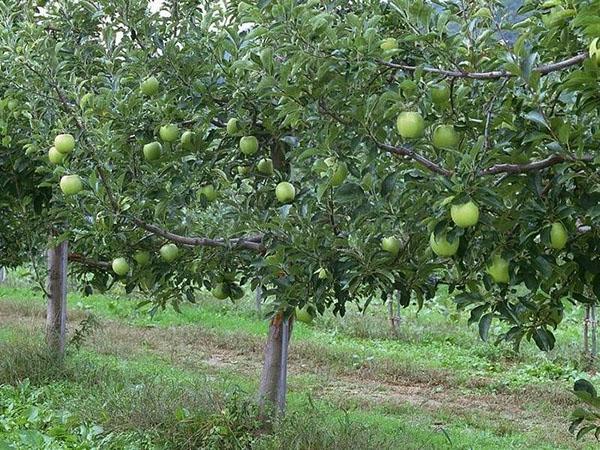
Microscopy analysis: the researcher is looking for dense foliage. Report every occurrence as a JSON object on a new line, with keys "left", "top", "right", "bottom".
{"left": 0, "top": 0, "right": 599, "bottom": 353}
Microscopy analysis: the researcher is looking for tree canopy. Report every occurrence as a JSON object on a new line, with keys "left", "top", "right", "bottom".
{"left": 0, "top": 0, "right": 599, "bottom": 354}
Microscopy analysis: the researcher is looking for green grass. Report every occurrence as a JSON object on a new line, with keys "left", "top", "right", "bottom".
{"left": 0, "top": 331, "right": 576, "bottom": 450}
{"left": 1, "top": 284, "right": 595, "bottom": 389}
{"left": 1, "top": 280, "right": 599, "bottom": 449}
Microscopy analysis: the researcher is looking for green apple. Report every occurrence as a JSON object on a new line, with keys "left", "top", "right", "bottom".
{"left": 112, "top": 257, "right": 130, "bottom": 276}
{"left": 160, "top": 243, "right": 179, "bottom": 262}
{"left": 257, "top": 158, "right": 274, "bottom": 175}
{"left": 60, "top": 175, "right": 83, "bottom": 195}
{"left": 180, "top": 130, "right": 195, "bottom": 148}
{"left": 429, "top": 232, "right": 459, "bottom": 257}
{"left": 54, "top": 133, "right": 75, "bottom": 154}
{"left": 212, "top": 282, "right": 230, "bottom": 300}
{"left": 159, "top": 124, "right": 179, "bottom": 142}
{"left": 381, "top": 236, "right": 401, "bottom": 256}
{"left": 141, "top": 76, "right": 159, "bottom": 96}
{"left": 48, "top": 146, "right": 65, "bottom": 164}
{"left": 134, "top": 250, "right": 150, "bottom": 266}
{"left": 331, "top": 162, "right": 348, "bottom": 187}
{"left": 276, "top": 182, "right": 295, "bottom": 203}
{"left": 7, "top": 99, "right": 18, "bottom": 111}
{"left": 487, "top": 255, "right": 510, "bottom": 284}
{"left": 226, "top": 118, "right": 239, "bottom": 135}
{"left": 431, "top": 82, "right": 450, "bottom": 105}
{"left": 432, "top": 125, "right": 459, "bottom": 149}
{"left": 143, "top": 141, "right": 162, "bottom": 161}
{"left": 380, "top": 37, "right": 398, "bottom": 51}
{"left": 239, "top": 136, "right": 259, "bottom": 155}
{"left": 200, "top": 184, "right": 218, "bottom": 202}
{"left": 295, "top": 306, "right": 313, "bottom": 324}
{"left": 550, "top": 222, "right": 568, "bottom": 250}
{"left": 396, "top": 112, "right": 425, "bottom": 139}
{"left": 450, "top": 201, "right": 479, "bottom": 228}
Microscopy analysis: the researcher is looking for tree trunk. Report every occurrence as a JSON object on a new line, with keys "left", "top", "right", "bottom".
{"left": 591, "top": 304, "right": 597, "bottom": 361}
{"left": 584, "top": 305, "right": 590, "bottom": 358}
{"left": 255, "top": 285, "right": 263, "bottom": 316}
{"left": 46, "top": 240, "right": 68, "bottom": 356}
{"left": 258, "top": 312, "right": 293, "bottom": 415}
{"left": 0, "top": 267, "right": 5, "bottom": 283}
{"left": 387, "top": 296, "right": 399, "bottom": 337}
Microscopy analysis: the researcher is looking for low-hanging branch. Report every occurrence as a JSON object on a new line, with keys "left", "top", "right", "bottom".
{"left": 133, "top": 219, "right": 265, "bottom": 252}
{"left": 68, "top": 253, "right": 111, "bottom": 270}
{"left": 378, "top": 52, "right": 587, "bottom": 80}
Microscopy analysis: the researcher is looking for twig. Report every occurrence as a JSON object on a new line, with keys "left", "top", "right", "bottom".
{"left": 483, "top": 79, "right": 510, "bottom": 151}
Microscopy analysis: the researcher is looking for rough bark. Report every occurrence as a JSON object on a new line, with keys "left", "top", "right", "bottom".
{"left": 258, "top": 313, "right": 293, "bottom": 415}
{"left": 0, "top": 267, "right": 5, "bottom": 283}
{"left": 46, "top": 240, "right": 68, "bottom": 356}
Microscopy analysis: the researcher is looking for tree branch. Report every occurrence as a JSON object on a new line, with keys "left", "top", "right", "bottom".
{"left": 133, "top": 219, "right": 265, "bottom": 252}
{"left": 477, "top": 154, "right": 593, "bottom": 176}
{"left": 375, "top": 141, "right": 453, "bottom": 177}
{"left": 378, "top": 52, "right": 587, "bottom": 80}
{"left": 68, "top": 253, "right": 111, "bottom": 270}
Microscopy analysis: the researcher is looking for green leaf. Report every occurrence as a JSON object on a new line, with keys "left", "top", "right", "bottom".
{"left": 574, "top": 379, "right": 597, "bottom": 400}
{"left": 478, "top": 313, "right": 492, "bottom": 341}
{"left": 524, "top": 110, "right": 549, "bottom": 129}
{"left": 532, "top": 328, "right": 555, "bottom": 351}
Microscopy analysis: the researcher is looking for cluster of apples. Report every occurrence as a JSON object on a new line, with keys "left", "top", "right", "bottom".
{"left": 50, "top": 133, "right": 84, "bottom": 196}
{"left": 111, "top": 243, "right": 180, "bottom": 277}
{"left": 381, "top": 36, "right": 458, "bottom": 148}
{"left": 382, "top": 200, "right": 569, "bottom": 285}
{"left": 140, "top": 77, "right": 218, "bottom": 202}
{"left": 227, "top": 117, "right": 297, "bottom": 204}
{"left": 397, "top": 111, "right": 458, "bottom": 149}
{"left": 140, "top": 77, "right": 196, "bottom": 162}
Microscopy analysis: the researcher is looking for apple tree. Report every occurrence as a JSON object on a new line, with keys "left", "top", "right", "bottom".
{"left": 1, "top": 0, "right": 600, "bottom": 414}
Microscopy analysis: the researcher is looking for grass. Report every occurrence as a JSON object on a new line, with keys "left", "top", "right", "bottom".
{"left": 1, "top": 275, "right": 599, "bottom": 448}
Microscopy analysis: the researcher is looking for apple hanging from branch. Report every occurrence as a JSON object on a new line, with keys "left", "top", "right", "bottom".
{"left": 60, "top": 175, "right": 83, "bottom": 196}
{"left": 451, "top": 201, "right": 480, "bottom": 228}
{"left": 397, "top": 112, "right": 425, "bottom": 139}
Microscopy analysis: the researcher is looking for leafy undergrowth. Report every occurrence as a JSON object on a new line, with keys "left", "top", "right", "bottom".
{"left": 0, "top": 334, "right": 539, "bottom": 450}
{"left": 1, "top": 284, "right": 599, "bottom": 448}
